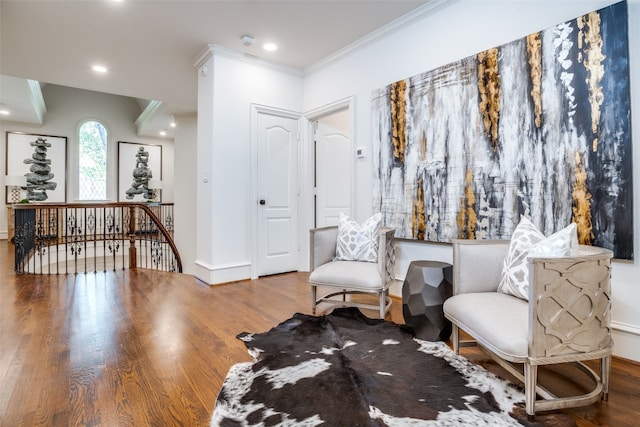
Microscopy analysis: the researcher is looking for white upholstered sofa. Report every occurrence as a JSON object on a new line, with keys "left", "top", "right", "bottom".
{"left": 443, "top": 239, "right": 613, "bottom": 418}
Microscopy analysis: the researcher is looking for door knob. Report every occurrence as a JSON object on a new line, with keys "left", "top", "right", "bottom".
{"left": 259, "top": 199, "right": 266, "bottom": 205}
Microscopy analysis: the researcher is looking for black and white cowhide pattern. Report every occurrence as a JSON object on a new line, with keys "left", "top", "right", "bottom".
{"left": 211, "top": 308, "right": 569, "bottom": 427}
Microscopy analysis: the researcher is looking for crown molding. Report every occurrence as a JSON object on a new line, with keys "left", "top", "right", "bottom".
{"left": 135, "top": 99, "right": 164, "bottom": 135}
{"left": 193, "top": 44, "right": 304, "bottom": 77}
{"left": 193, "top": 1, "right": 458, "bottom": 77}
{"left": 193, "top": 45, "right": 214, "bottom": 71}
{"left": 304, "top": 0, "right": 459, "bottom": 75}
{"left": 27, "top": 79, "right": 46, "bottom": 125}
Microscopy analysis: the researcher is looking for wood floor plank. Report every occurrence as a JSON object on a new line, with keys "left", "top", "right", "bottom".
{"left": 1, "top": 240, "right": 639, "bottom": 426}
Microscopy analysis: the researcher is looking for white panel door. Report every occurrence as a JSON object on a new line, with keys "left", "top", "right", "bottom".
{"left": 315, "top": 112, "right": 351, "bottom": 227}
{"left": 257, "top": 112, "right": 299, "bottom": 276}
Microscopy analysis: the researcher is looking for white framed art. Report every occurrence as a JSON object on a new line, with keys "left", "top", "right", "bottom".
{"left": 117, "top": 141, "right": 162, "bottom": 202}
{"left": 5, "top": 131, "right": 67, "bottom": 203}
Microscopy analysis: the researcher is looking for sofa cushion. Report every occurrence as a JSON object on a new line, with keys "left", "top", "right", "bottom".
{"left": 309, "top": 260, "right": 384, "bottom": 291}
{"left": 335, "top": 213, "right": 381, "bottom": 263}
{"left": 443, "top": 292, "right": 529, "bottom": 361}
{"left": 498, "top": 217, "right": 577, "bottom": 300}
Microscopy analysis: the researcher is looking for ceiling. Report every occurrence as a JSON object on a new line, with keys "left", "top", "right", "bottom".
{"left": 0, "top": 0, "right": 451, "bottom": 139}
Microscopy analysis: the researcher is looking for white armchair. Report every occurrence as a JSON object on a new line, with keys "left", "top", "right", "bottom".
{"left": 443, "top": 239, "right": 613, "bottom": 418}
{"left": 309, "top": 226, "right": 395, "bottom": 318}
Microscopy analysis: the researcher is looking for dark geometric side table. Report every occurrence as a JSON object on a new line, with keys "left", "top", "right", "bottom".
{"left": 402, "top": 260, "right": 453, "bottom": 341}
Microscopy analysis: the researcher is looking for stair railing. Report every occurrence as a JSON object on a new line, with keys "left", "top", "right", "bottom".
{"left": 12, "top": 202, "right": 182, "bottom": 274}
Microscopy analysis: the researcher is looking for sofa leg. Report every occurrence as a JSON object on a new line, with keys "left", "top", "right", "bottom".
{"left": 311, "top": 286, "right": 317, "bottom": 315}
{"left": 524, "top": 363, "right": 537, "bottom": 417}
{"left": 601, "top": 355, "right": 611, "bottom": 400}
{"left": 451, "top": 325, "right": 460, "bottom": 354}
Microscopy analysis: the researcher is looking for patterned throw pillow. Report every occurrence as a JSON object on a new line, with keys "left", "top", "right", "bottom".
{"left": 335, "top": 213, "right": 382, "bottom": 263}
{"left": 498, "top": 217, "right": 577, "bottom": 300}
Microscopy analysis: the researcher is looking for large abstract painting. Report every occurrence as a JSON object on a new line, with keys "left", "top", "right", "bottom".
{"left": 372, "top": 1, "right": 633, "bottom": 259}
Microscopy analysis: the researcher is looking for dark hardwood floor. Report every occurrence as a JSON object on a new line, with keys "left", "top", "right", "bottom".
{"left": 1, "top": 240, "right": 639, "bottom": 426}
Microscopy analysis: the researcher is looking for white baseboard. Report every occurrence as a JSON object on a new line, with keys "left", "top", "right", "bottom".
{"left": 194, "top": 259, "right": 251, "bottom": 285}
{"left": 611, "top": 328, "right": 640, "bottom": 362}
{"left": 389, "top": 279, "right": 403, "bottom": 299}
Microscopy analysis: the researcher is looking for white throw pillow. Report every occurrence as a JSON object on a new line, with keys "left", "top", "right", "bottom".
{"left": 335, "top": 213, "right": 382, "bottom": 263}
{"left": 498, "top": 217, "right": 577, "bottom": 300}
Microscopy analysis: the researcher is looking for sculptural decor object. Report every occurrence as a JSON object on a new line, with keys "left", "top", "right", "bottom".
{"left": 5, "top": 132, "right": 67, "bottom": 203}
{"left": 402, "top": 260, "right": 453, "bottom": 341}
{"left": 125, "top": 147, "right": 154, "bottom": 200}
{"left": 24, "top": 137, "right": 57, "bottom": 201}
{"left": 117, "top": 141, "right": 162, "bottom": 202}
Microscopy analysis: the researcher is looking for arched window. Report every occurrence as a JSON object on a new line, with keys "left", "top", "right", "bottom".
{"left": 78, "top": 120, "right": 108, "bottom": 200}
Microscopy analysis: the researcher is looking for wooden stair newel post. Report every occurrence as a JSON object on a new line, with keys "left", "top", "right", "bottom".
{"left": 128, "top": 205, "right": 137, "bottom": 268}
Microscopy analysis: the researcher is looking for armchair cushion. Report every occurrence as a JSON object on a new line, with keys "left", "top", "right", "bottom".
{"left": 498, "top": 217, "right": 577, "bottom": 300}
{"left": 335, "top": 212, "right": 381, "bottom": 263}
{"left": 309, "top": 260, "right": 383, "bottom": 292}
{"left": 443, "top": 292, "right": 529, "bottom": 360}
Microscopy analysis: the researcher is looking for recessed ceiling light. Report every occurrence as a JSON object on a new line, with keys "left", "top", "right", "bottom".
{"left": 170, "top": 115, "right": 176, "bottom": 128}
{"left": 0, "top": 109, "right": 10, "bottom": 116}
{"left": 263, "top": 43, "right": 278, "bottom": 52}
{"left": 159, "top": 130, "right": 167, "bottom": 136}
{"left": 92, "top": 65, "right": 108, "bottom": 73}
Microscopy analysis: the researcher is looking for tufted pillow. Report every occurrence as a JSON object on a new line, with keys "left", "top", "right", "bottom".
{"left": 498, "top": 217, "right": 577, "bottom": 300}
{"left": 335, "top": 213, "right": 382, "bottom": 263}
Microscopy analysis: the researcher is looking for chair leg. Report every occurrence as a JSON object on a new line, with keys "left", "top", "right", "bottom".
{"left": 311, "top": 285, "right": 317, "bottom": 315}
{"left": 524, "top": 363, "right": 538, "bottom": 419}
{"left": 379, "top": 291, "right": 385, "bottom": 319}
{"left": 601, "top": 355, "right": 611, "bottom": 400}
{"left": 451, "top": 325, "right": 460, "bottom": 354}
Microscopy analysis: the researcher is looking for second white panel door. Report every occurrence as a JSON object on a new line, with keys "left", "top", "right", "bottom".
{"left": 314, "top": 110, "right": 352, "bottom": 227}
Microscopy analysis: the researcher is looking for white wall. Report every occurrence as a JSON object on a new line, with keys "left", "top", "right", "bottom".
{"left": 194, "top": 47, "right": 304, "bottom": 284}
{"left": 303, "top": 0, "right": 640, "bottom": 361}
{"left": 1, "top": 84, "right": 175, "bottom": 238}
{"left": 173, "top": 113, "right": 198, "bottom": 276}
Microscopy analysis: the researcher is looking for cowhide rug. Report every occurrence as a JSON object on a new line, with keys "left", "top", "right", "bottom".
{"left": 211, "top": 308, "right": 574, "bottom": 427}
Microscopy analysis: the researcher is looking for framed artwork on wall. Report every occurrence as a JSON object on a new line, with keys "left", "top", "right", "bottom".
{"left": 5, "top": 131, "right": 67, "bottom": 204}
{"left": 117, "top": 141, "right": 162, "bottom": 202}
{"left": 372, "top": 1, "right": 633, "bottom": 260}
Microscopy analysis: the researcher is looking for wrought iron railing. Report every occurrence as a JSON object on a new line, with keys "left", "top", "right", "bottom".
{"left": 12, "top": 203, "right": 181, "bottom": 274}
